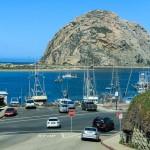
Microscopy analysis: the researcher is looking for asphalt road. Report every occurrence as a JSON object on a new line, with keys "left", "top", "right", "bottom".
{"left": 0, "top": 107, "right": 124, "bottom": 150}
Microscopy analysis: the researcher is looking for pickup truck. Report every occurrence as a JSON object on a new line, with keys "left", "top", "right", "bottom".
{"left": 81, "top": 101, "right": 97, "bottom": 111}
{"left": 26, "top": 100, "right": 36, "bottom": 109}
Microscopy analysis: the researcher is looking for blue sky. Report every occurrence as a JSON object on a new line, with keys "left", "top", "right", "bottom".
{"left": 0, "top": 0, "right": 150, "bottom": 62}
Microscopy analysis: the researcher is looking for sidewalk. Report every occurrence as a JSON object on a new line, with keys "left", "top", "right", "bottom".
{"left": 97, "top": 104, "right": 128, "bottom": 112}
{"left": 101, "top": 133, "right": 136, "bottom": 150}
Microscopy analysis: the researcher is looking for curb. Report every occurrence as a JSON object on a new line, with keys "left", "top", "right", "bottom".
{"left": 0, "top": 115, "right": 4, "bottom": 119}
{"left": 101, "top": 140, "right": 116, "bottom": 150}
{"left": 100, "top": 132, "right": 120, "bottom": 150}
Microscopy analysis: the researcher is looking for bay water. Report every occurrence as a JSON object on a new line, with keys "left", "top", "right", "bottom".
{"left": 0, "top": 68, "right": 142, "bottom": 104}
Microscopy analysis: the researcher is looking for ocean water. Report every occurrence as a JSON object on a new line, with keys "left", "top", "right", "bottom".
{"left": 0, "top": 68, "right": 142, "bottom": 104}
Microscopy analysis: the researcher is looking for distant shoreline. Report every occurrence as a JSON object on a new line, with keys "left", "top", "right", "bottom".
{"left": 0, "top": 65, "right": 150, "bottom": 72}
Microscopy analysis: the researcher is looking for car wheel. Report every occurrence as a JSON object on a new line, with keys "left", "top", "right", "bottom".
{"left": 96, "top": 137, "right": 100, "bottom": 142}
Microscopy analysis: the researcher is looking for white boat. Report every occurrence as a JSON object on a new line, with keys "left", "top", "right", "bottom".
{"left": 101, "top": 67, "right": 122, "bottom": 104}
{"left": 27, "top": 66, "right": 47, "bottom": 104}
{"left": 62, "top": 71, "right": 77, "bottom": 79}
{"left": 0, "top": 91, "right": 8, "bottom": 106}
{"left": 132, "top": 71, "right": 150, "bottom": 93}
{"left": 83, "top": 66, "right": 99, "bottom": 104}
{"left": 57, "top": 89, "right": 72, "bottom": 105}
{"left": 25, "top": 76, "right": 33, "bottom": 102}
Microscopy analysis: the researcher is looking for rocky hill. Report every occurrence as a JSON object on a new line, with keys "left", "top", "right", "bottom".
{"left": 39, "top": 10, "right": 150, "bottom": 67}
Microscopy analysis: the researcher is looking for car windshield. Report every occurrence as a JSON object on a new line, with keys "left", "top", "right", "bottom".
{"left": 84, "top": 128, "right": 96, "bottom": 131}
{"left": 61, "top": 104, "right": 67, "bottom": 107}
{"left": 96, "top": 117, "right": 110, "bottom": 123}
{"left": 6, "top": 108, "right": 14, "bottom": 111}
{"left": 27, "top": 100, "right": 34, "bottom": 103}
{"left": 67, "top": 101, "right": 74, "bottom": 104}
{"left": 87, "top": 102, "right": 94, "bottom": 104}
{"left": 49, "top": 119, "right": 58, "bottom": 121}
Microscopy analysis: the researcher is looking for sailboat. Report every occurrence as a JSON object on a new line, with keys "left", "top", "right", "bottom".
{"left": 132, "top": 70, "right": 150, "bottom": 94}
{"left": 57, "top": 86, "right": 72, "bottom": 105}
{"left": 82, "top": 66, "right": 99, "bottom": 104}
{"left": 26, "top": 65, "right": 47, "bottom": 104}
{"left": 54, "top": 73, "right": 63, "bottom": 83}
{"left": 101, "top": 67, "right": 122, "bottom": 104}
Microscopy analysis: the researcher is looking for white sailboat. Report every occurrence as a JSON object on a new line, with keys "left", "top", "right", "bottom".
{"left": 101, "top": 67, "right": 122, "bottom": 104}
{"left": 57, "top": 87, "right": 72, "bottom": 105}
{"left": 26, "top": 65, "right": 47, "bottom": 104}
{"left": 132, "top": 70, "right": 150, "bottom": 94}
{"left": 83, "top": 66, "right": 99, "bottom": 104}
{"left": 32, "top": 71, "right": 47, "bottom": 104}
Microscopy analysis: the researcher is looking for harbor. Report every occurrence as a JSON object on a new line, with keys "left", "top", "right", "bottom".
{"left": 0, "top": 67, "right": 143, "bottom": 106}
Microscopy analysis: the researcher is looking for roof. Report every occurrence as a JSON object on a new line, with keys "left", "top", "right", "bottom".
{"left": 0, "top": 91, "right": 8, "bottom": 95}
{"left": 48, "top": 117, "right": 58, "bottom": 119}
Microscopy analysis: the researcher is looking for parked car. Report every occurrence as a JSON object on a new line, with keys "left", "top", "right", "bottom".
{"left": 5, "top": 107, "right": 17, "bottom": 116}
{"left": 26, "top": 100, "right": 36, "bottom": 109}
{"left": 92, "top": 117, "right": 114, "bottom": 132}
{"left": 81, "top": 101, "right": 97, "bottom": 111}
{"left": 59, "top": 104, "right": 68, "bottom": 113}
{"left": 65, "top": 101, "right": 75, "bottom": 109}
{"left": 47, "top": 117, "right": 61, "bottom": 128}
{"left": 81, "top": 127, "right": 100, "bottom": 141}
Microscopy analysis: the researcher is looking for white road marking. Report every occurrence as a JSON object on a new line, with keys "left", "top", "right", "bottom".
{"left": 37, "top": 134, "right": 56, "bottom": 138}
{"left": 62, "top": 133, "right": 64, "bottom": 138}
{"left": 61, "top": 133, "right": 81, "bottom": 138}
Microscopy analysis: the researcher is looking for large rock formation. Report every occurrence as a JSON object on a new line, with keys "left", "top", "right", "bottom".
{"left": 39, "top": 10, "right": 150, "bottom": 67}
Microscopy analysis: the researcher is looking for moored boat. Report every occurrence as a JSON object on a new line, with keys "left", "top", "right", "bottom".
{"left": 82, "top": 66, "right": 99, "bottom": 104}
{"left": 26, "top": 65, "right": 47, "bottom": 105}
{"left": 62, "top": 71, "right": 77, "bottom": 79}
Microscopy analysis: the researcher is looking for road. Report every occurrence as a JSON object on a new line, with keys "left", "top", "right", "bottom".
{"left": 0, "top": 106, "right": 124, "bottom": 150}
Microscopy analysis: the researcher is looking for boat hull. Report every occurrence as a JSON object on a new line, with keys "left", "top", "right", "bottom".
{"left": 32, "top": 95, "right": 47, "bottom": 103}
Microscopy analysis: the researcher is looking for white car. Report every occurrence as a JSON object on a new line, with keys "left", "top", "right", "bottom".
{"left": 65, "top": 101, "right": 75, "bottom": 109}
{"left": 59, "top": 104, "right": 68, "bottom": 113}
{"left": 81, "top": 127, "right": 100, "bottom": 141}
{"left": 47, "top": 117, "right": 61, "bottom": 128}
{"left": 26, "top": 100, "right": 36, "bottom": 109}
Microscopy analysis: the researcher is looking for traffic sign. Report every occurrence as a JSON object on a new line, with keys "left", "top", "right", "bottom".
{"left": 69, "top": 109, "right": 75, "bottom": 117}
{"left": 117, "top": 112, "right": 123, "bottom": 119}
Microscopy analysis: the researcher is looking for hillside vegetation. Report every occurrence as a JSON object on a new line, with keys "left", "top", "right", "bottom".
{"left": 122, "top": 91, "right": 150, "bottom": 135}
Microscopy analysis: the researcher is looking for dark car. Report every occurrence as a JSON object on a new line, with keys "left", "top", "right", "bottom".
{"left": 92, "top": 117, "right": 114, "bottom": 132}
{"left": 5, "top": 107, "right": 17, "bottom": 116}
{"left": 81, "top": 101, "right": 97, "bottom": 111}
